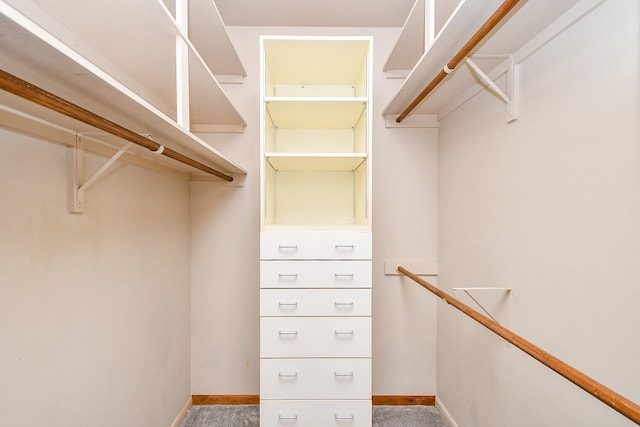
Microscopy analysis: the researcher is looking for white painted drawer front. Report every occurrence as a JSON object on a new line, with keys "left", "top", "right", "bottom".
{"left": 261, "top": 289, "right": 371, "bottom": 317}
{"left": 260, "top": 400, "right": 372, "bottom": 427}
{"left": 260, "top": 231, "right": 372, "bottom": 260}
{"left": 261, "top": 317, "right": 371, "bottom": 358}
{"left": 261, "top": 358, "right": 371, "bottom": 399}
{"left": 260, "top": 261, "right": 371, "bottom": 289}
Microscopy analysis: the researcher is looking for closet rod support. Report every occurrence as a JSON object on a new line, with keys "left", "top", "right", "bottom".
{"left": 465, "top": 58, "right": 511, "bottom": 105}
{"left": 396, "top": 0, "right": 522, "bottom": 122}
{"left": 71, "top": 138, "right": 133, "bottom": 213}
{"left": 78, "top": 141, "right": 133, "bottom": 194}
{"left": 453, "top": 287, "right": 512, "bottom": 326}
{"left": 465, "top": 55, "right": 519, "bottom": 122}
{"left": 0, "top": 69, "right": 233, "bottom": 182}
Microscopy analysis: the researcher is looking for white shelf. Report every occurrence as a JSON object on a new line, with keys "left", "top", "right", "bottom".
{"left": 188, "top": 0, "right": 246, "bottom": 80}
{"left": 266, "top": 98, "right": 367, "bottom": 128}
{"left": 383, "top": 0, "right": 584, "bottom": 118}
{"left": 262, "top": 224, "right": 371, "bottom": 231}
{"left": 266, "top": 153, "right": 367, "bottom": 172}
{"left": 383, "top": 0, "right": 426, "bottom": 76}
{"left": 0, "top": 0, "right": 246, "bottom": 176}
{"left": 187, "top": 45, "right": 244, "bottom": 128}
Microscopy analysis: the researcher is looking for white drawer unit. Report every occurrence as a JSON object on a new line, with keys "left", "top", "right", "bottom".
{"left": 261, "top": 317, "right": 371, "bottom": 358}
{"left": 260, "top": 358, "right": 371, "bottom": 400}
{"left": 260, "top": 289, "right": 371, "bottom": 317}
{"left": 260, "top": 400, "right": 372, "bottom": 427}
{"left": 260, "top": 261, "right": 372, "bottom": 289}
{"left": 260, "top": 231, "right": 372, "bottom": 260}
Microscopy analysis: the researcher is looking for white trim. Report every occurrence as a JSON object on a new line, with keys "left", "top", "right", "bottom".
{"left": 191, "top": 124, "right": 245, "bottom": 133}
{"left": 385, "top": 261, "right": 438, "bottom": 276}
{"left": 215, "top": 75, "right": 245, "bottom": 84}
{"left": 425, "top": 0, "right": 435, "bottom": 46}
{"left": 169, "top": 397, "right": 192, "bottom": 427}
{"left": 384, "top": 114, "right": 439, "bottom": 128}
{"left": 385, "top": 70, "right": 411, "bottom": 79}
{"left": 190, "top": 173, "right": 246, "bottom": 187}
{"left": 435, "top": 397, "right": 459, "bottom": 427}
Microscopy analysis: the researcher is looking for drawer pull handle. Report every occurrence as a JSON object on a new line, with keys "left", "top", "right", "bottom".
{"left": 334, "top": 301, "right": 354, "bottom": 307}
{"left": 334, "top": 371, "right": 354, "bottom": 377}
{"left": 334, "top": 329, "right": 354, "bottom": 335}
{"left": 335, "top": 244, "right": 355, "bottom": 250}
{"left": 278, "top": 274, "right": 298, "bottom": 279}
{"left": 278, "top": 372, "right": 298, "bottom": 378}
{"left": 278, "top": 302, "right": 298, "bottom": 307}
{"left": 278, "top": 414, "right": 298, "bottom": 420}
{"left": 278, "top": 245, "right": 298, "bottom": 251}
{"left": 335, "top": 413, "right": 355, "bottom": 420}
{"left": 334, "top": 273, "right": 354, "bottom": 279}
{"left": 279, "top": 330, "right": 298, "bottom": 336}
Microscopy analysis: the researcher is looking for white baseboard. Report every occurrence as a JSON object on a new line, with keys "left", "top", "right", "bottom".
{"left": 169, "top": 397, "right": 192, "bottom": 427}
{"left": 435, "top": 397, "right": 459, "bottom": 427}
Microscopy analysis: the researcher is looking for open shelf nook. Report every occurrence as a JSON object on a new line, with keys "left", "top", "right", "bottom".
{"left": 260, "top": 36, "right": 372, "bottom": 230}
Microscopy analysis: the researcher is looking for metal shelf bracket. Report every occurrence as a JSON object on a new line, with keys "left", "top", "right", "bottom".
{"left": 453, "top": 287, "right": 513, "bottom": 326}
{"left": 69, "top": 134, "right": 133, "bottom": 213}
{"left": 465, "top": 54, "right": 519, "bottom": 123}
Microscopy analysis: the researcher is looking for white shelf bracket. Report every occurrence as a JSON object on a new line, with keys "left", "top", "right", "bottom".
{"left": 69, "top": 135, "right": 133, "bottom": 213}
{"left": 465, "top": 55, "right": 519, "bottom": 123}
{"left": 453, "top": 287, "right": 513, "bottom": 326}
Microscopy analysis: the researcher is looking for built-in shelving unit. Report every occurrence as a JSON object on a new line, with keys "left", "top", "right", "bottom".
{"left": 260, "top": 36, "right": 373, "bottom": 427}
{"left": 0, "top": 0, "right": 247, "bottom": 177}
{"left": 383, "top": 0, "right": 586, "bottom": 121}
{"left": 261, "top": 36, "right": 372, "bottom": 229}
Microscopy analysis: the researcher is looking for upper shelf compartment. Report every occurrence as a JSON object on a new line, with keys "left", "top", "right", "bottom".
{"left": 264, "top": 37, "right": 370, "bottom": 98}
{"left": 383, "top": 0, "right": 585, "bottom": 120}
{"left": 0, "top": 0, "right": 247, "bottom": 177}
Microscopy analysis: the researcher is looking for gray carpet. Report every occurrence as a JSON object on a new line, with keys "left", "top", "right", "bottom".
{"left": 180, "top": 404, "right": 447, "bottom": 427}
{"left": 181, "top": 405, "right": 259, "bottom": 427}
{"left": 373, "top": 405, "right": 447, "bottom": 427}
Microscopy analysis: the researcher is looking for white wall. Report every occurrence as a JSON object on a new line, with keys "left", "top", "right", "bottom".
{"left": 437, "top": 1, "right": 640, "bottom": 426}
{"left": 0, "top": 130, "right": 191, "bottom": 427}
{"left": 190, "top": 26, "right": 439, "bottom": 396}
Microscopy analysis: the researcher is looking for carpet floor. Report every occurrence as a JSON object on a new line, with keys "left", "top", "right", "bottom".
{"left": 180, "top": 404, "right": 447, "bottom": 427}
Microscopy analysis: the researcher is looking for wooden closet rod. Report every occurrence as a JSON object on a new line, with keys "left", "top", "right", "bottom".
{"left": 397, "top": 266, "right": 640, "bottom": 425}
{"left": 396, "top": 0, "right": 522, "bottom": 123}
{"left": 0, "top": 69, "right": 234, "bottom": 182}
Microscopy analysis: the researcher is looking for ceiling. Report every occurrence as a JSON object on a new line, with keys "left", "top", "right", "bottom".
{"left": 214, "top": 0, "right": 417, "bottom": 27}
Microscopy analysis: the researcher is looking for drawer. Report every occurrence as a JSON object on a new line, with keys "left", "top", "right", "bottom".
{"left": 260, "top": 399, "right": 372, "bottom": 427}
{"left": 260, "top": 231, "right": 372, "bottom": 260}
{"left": 260, "top": 358, "right": 371, "bottom": 399}
{"left": 261, "top": 317, "right": 371, "bottom": 358}
{"left": 260, "top": 261, "right": 371, "bottom": 289}
{"left": 261, "top": 289, "right": 371, "bottom": 317}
